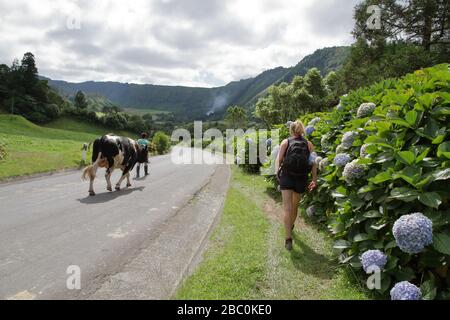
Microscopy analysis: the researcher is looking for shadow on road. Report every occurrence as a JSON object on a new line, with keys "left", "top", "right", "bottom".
{"left": 134, "top": 175, "right": 150, "bottom": 182}
{"left": 77, "top": 186, "right": 146, "bottom": 204}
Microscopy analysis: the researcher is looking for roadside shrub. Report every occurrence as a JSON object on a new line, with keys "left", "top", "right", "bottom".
{"left": 298, "top": 64, "right": 450, "bottom": 300}
{"left": 239, "top": 135, "right": 264, "bottom": 174}
{"left": 153, "top": 131, "right": 171, "bottom": 155}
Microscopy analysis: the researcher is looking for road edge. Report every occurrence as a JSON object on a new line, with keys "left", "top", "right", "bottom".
{"left": 169, "top": 164, "right": 232, "bottom": 299}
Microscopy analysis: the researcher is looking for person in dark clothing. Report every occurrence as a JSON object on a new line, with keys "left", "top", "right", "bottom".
{"left": 136, "top": 132, "right": 150, "bottom": 178}
{"left": 276, "top": 121, "right": 318, "bottom": 251}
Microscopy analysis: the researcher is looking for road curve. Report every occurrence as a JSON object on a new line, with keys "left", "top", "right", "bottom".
{"left": 0, "top": 147, "right": 227, "bottom": 300}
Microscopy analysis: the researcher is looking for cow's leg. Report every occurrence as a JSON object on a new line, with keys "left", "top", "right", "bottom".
{"left": 126, "top": 172, "right": 132, "bottom": 187}
{"left": 115, "top": 170, "right": 126, "bottom": 191}
{"left": 88, "top": 164, "right": 99, "bottom": 196}
{"left": 116, "top": 163, "right": 134, "bottom": 191}
{"left": 105, "top": 168, "right": 114, "bottom": 192}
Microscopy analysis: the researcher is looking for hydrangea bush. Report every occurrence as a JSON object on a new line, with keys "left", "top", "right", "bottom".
{"left": 306, "top": 205, "right": 317, "bottom": 218}
{"left": 390, "top": 282, "right": 422, "bottom": 300}
{"left": 393, "top": 213, "right": 433, "bottom": 254}
{"left": 296, "top": 65, "right": 450, "bottom": 300}
{"left": 360, "top": 144, "right": 370, "bottom": 158}
{"left": 341, "top": 131, "right": 358, "bottom": 149}
{"left": 357, "top": 103, "right": 376, "bottom": 118}
{"left": 360, "top": 250, "right": 387, "bottom": 273}
{"left": 343, "top": 160, "right": 366, "bottom": 184}
{"left": 306, "top": 125, "right": 315, "bottom": 136}
{"left": 334, "top": 153, "right": 351, "bottom": 167}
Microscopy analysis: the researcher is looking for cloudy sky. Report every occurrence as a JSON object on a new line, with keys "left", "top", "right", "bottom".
{"left": 0, "top": 0, "right": 360, "bottom": 87}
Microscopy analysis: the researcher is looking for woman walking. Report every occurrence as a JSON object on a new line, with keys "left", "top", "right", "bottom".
{"left": 275, "top": 121, "right": 318, "bottom": 251}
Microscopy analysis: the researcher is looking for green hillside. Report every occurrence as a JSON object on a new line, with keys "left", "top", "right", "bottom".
{"left": 47, "top": 47, "right": 350, "bottom": 120}
{"left": 44, "top": 116, "right": 136, "bottom": 138}
{"left": 0, "top": 115, "right": 99, "bottom": 180}
{"left": 281, "top": 46, "right": 351, "bottom": 83}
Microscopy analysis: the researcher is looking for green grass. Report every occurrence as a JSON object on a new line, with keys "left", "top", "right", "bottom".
{"left": 124, "top": 108, "right": 172, "bottom": 116}
{"left": 0, "top": 115, "right": 99, "bottom": 180}
{"left": 176, "top": 167, "right": 368, "bottom": 300}
{"left": 44, "top": 116, "right": 136, "bottom": 138}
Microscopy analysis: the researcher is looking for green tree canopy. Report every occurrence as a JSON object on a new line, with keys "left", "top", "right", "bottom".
{"left": 74, "top": 91, "right": 88, "bottom": 110}
{"left": 226, "top": 105, "right": 248, "bottom": 128}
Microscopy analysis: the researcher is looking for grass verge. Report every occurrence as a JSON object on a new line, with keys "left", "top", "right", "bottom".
{"left": 176, "top": 167, "right": 369, "bottom": 300}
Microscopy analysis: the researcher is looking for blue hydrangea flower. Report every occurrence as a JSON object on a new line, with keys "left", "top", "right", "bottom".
{"left": 343, "top": 160, "right": 365, "bottom": 184}
{"left": 393, "top": 213, "right": 433, "bottom": 254}
{"left": 309, "top": 152, "right": 318, "bottom": 165}
{"left": 306, "top": 206, "right": 316, "bottom": 218}
{"left": 319, "top": 158, "right": 330, "bottom": 171}
{"left": 308, "top": 117, "right": 321, "bottom": 126}
{"left": 315, "top": 156, "right": 323, "bottom": 167}
{"left": 341, "top": 131, "right": 358, "bottom": 149}
{"left": 334, "top": 153, "right": 351, "bottom": 167}
{"left": 390, "top": 281, "right": 422, "bottom": 300}
{"left": 360, "top": 144, "right": 370, "bottom": 158}
{"left": 360, "top": 250, "right": 387, "bottom": 273}
{"left": 357, "top": 103, "right": 376, "bottom": 118}
{"left": 306, "top": 125, "right": 315, "bottom": 136}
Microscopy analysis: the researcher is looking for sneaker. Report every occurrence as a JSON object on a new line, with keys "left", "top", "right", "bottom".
{"left": 285, "top": 239, "right": 293, "bottom": 251}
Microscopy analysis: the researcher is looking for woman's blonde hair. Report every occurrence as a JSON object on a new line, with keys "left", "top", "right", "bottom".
{"left": 290, "top": 120, "right": 305, "bottom": 137}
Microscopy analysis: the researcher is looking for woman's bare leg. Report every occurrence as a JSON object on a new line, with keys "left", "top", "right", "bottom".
{"left": 282, "top": 190, "right": 294, "bottom": 240}
{"left": 291, "top": 192, "right": 302, "bottom": 229}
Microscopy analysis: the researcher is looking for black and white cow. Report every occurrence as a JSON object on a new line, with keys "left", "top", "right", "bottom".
{"left": 82, "top": 135, "right": 141, "bottom": 196}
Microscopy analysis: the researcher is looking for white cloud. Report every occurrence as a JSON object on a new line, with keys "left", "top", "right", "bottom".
{"left": 0, "top": 0, "right": 360, "bottom": 87}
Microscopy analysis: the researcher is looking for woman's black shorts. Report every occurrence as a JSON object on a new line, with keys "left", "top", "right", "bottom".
{"left": 279, "top": 171, "right": 308, "bottom": 194}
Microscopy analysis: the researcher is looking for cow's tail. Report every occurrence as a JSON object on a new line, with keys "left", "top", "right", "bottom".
{"left": 82, "top": 140, "right": 102, "bottom": 181}
{"left": 82, "top": 164, "right": 96, "bottom": 181}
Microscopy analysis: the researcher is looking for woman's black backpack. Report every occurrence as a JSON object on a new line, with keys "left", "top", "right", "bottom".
{"left": 282, "top": 137, "right": 310, "bottom": 176}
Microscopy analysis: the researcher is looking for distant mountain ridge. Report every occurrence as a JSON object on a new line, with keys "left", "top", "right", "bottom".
{"left": 46, "top": 46, "right": 350, "bottom": 120}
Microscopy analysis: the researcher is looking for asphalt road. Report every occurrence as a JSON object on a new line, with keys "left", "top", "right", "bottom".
{"left": 0, "top": 147, "right": 225, "bottom": 300}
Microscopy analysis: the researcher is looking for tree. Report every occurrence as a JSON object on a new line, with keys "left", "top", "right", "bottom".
{"left": 353, "top": 0, "right": 449, "bottom": 52}
{"left": 254, "top": 97, "right": 281, "bottom": 128}
{"left": 74, "top": 91, "right": 88, "bottom": 110}
{"left": 304, "top": 68, "right": 326, "bottom": 98}
{"left": 324, "top": 71, "right": 339, "bottom": 94}
{"left": 21, "top": 52, "right": 38, "bottom": 92}
{"left": 226, "top": 105, "right": 248, "bottom": 128}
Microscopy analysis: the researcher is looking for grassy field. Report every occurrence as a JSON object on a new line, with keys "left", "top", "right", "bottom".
{"left": 124, "top": 108, "right": 172, "bottom": 116}
{"left": 44, "top": 116, "right": 136, "bottom": 138}
{"left": 176, "top": 167, "right": 369, "bottom": 300}
{"left": 0, "top": 115, "right": 100, "bottom": 180}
